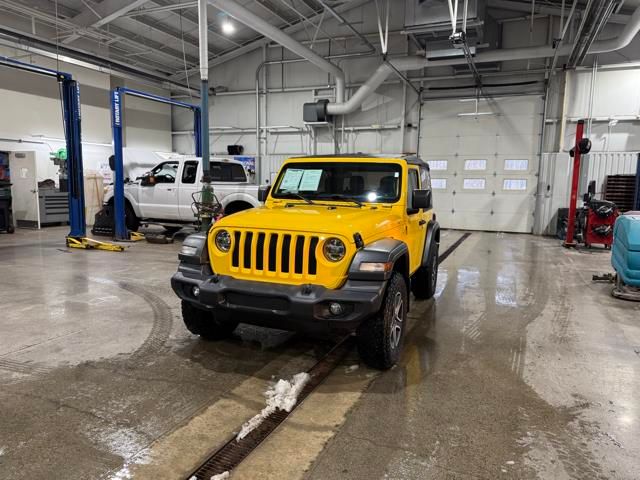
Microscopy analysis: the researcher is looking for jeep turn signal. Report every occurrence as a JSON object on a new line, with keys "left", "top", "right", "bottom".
{"left": 359, "top": 262, "right": 393, "bottom": 272}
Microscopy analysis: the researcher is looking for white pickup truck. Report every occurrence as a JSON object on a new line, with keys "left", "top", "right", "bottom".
{"left": 103, "top": 156, "right": 261, "bottom": 232}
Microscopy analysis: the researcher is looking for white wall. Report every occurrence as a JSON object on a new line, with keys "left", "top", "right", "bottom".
{"left": 0, "top": 47, "right": 173, "bottom": 186}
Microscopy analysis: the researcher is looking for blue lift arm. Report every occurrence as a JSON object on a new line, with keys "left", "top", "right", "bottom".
{"left": 0, "top": 56, "right": 85, "bottom": 238}
{"left": 0, "top": 56, "right": 124, "bottom": 251}
{"left": 110, "top": 87, "right": 201, "bottom": 240}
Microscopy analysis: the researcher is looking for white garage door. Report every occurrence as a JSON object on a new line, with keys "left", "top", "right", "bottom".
{"left": 420, "top": 96, "right": 543, "bottom": 233}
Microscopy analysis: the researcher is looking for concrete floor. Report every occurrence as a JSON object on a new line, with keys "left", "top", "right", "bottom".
{"left": 0, "top": 227, "right": 639, "bottom": 480}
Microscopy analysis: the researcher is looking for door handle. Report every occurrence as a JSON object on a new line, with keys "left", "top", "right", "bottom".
{"left": 419, "top": 219, "right": 427, "bottom": 226}
{"left": 166, "top": 188, "right": 173, "bottom": 191}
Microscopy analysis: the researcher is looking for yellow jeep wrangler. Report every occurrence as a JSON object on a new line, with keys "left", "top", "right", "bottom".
{"left": 171, "top": 155, "right": 440, "bottom": 369}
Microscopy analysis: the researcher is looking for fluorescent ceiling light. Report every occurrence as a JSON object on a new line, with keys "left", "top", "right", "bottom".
{"left": 222, "top": 21, "right": 235, "bottom": 34}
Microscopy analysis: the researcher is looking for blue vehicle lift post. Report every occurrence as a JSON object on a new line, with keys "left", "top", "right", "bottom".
{"left": 111, "top": 87, "right": 202, "bottom": 241}
{"left": 0, "top": 55, "right": 123, "bottom": 251}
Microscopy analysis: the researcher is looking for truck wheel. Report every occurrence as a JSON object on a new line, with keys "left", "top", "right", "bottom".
{"left": 356, "top": 272, "right": 408, "bottom": 370}
{"left": 411, "top": 242, "right": 438, "bottom": 300}
{"left": 125, "top": 203, "right": 140, "bottom": 232}
{"left": 181, "top": 300, "right": 238, "bottom": 340}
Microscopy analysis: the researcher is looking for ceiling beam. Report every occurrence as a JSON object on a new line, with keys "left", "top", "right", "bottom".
{"left": 125, "top": 2, "right": 198, "bottom": 17}
{"left": 0, "top": 0, "right": 192, "bottom": 71}
{"left": 150, "top": 0, "right": 243, "bottom": 48}
{"left": 63, "top": 0, "right": 150, "bottom": 44}
{"left": 173, "top": 0, "right": 370, "bottom": 79}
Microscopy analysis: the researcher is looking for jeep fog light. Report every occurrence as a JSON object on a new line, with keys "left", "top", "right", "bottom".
{"left": 359, "top": 262, "right": 393, "bottom": 272}
{"left": 323, "top": 237, "right": 346, "bottom": 262}
{"left": 215, "top": 230, "right": 232, "bottom": 252}
{"left": 192, "top": 286, "right": 200, "bottom": 297}
{"left": 329, "top": 302, "right": 344, "bottom": 316}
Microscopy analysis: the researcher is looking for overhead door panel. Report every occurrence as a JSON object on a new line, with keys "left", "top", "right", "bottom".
{"left": 421, "top": 96, "right": 543, "bottom": 233}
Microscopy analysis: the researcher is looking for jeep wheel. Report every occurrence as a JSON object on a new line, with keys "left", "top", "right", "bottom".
{"left": 412, "top": 243, "right": 439, "bottom": 300}
{"left": 181, "top": 300, "right": 238, "bottom": 340}
{"left": 356, "top": 272, "right": 408, "bottom": 370}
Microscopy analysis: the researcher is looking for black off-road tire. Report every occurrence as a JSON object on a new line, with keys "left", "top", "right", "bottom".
{"left": 181, "top": 300, "right": 238, "bottom": 340}
{"left": 356, "top": 272, "right": 408, "bottom": 370}
{"left": 411, "top": 242, "right": 439, "bottom": 300}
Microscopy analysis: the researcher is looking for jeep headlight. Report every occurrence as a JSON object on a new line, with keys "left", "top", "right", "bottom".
{"left": 215, "top": 230, "right": 232, "bottom": 252}
{"left": 323, "top": 237, "right": 346, "bottom": 262}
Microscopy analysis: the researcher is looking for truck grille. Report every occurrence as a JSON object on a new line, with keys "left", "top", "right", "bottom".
{"left": 230, "top": 230, "right": 320, "bottom": 278}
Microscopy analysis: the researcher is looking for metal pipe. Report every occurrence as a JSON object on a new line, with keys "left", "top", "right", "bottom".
{"left": 199, "top": 0, "right": 213, "bottom": 230}
{"left": 314, "top": 0, "right": 377, "bottom": 53}
{"left": 0, "top": 29, "right": 198, "bottom": 96}
{"left": 487, "top": 0, "right": 630, "bottom": 24}
{"left": 325, "top": 4, "right": 640, "bottom": 116}
{"left": 208, "top": 0, "right": 345, "bottom": 103}
{"left": 586, "top": 56, "right": 598, "bottom": 137}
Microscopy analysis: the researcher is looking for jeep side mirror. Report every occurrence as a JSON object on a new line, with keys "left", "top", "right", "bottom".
{"left": 412, "top": 189, "right": 432, "bottom": 210}
{"left": 258, "top": 185, "right": 271, "bottom": 202}
{"left": 141, "top": 175, "right": 156, "bottom": 187}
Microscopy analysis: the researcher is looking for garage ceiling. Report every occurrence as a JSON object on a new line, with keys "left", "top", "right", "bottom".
{"left": 0, "top": 0, "right": 351, "bottom": 85}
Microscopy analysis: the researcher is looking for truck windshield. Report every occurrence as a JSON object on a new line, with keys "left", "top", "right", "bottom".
{"left": 272, "top": 162, "right": 402, "bottom": 204}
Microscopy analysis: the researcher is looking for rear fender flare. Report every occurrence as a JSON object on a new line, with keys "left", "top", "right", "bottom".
{"left": 421, "top": 220, "right": 441, "bottom": 267}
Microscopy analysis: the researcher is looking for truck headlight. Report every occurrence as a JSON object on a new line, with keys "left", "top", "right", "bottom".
{"left": 323, "top": 237, "right": 346, "bottom": 262}
{"left": 215, "top": 230, "right": 232, "bottom": 252}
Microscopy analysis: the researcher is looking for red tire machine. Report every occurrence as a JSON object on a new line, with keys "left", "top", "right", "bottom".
{"left": 563, "top": 120, "right": 619, "bottom": 249}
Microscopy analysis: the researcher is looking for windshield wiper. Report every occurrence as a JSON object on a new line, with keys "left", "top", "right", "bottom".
{"left": 323, "top": 194, "right": 363, "bottom": 207}
{"left": 280, "top": 191, "right": 314, "bottom": 204}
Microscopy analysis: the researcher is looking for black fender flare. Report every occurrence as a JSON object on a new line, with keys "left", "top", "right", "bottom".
{"left": 421, "top": 220, "right": 441, "bottom": 267}
{"left": 348, "top": 238, "right": 409, "bottom": 283}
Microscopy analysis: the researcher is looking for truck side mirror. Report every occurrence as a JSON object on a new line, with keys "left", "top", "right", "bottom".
{"left": 258, "top": 185, "right": 271, "bottom": 202}
{"left": 141, "top": 175, "right": 156, "bottom": 187}
{"left": 412, "top": 189, "right": 432, "bottom": 210}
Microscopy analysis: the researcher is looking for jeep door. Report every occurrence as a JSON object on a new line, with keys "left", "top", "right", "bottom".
{"left": 406, "top": 165, "right": 428, "bottom": 273}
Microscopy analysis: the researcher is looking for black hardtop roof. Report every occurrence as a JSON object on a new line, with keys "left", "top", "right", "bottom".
{"left": 290, "top": 154, "right": 429, "bottom": 168}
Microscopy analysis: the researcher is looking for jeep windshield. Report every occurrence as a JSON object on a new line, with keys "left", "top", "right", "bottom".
{"left": 272, "top": 162, "right": 402, "bottom": 204}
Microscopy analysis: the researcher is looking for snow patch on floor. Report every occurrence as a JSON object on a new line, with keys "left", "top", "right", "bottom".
{"left": 210, "top": 472, "right": 230, "bottom": 480}
{"left": 345, "top": 364, "right": 359, "bottom": 373}
{"left": 236, "top": 372, "right": 311, "bottom": 441}
{"left": 0, "top": 446, "right": 5, "bottom": 456}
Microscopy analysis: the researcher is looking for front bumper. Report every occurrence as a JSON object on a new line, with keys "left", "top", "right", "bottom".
{"left": 171, "top": 263, "right": 387, "bottom": 335}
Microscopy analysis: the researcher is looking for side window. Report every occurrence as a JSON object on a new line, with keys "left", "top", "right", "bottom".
{"left": 181, "top": 161, "right": 198, "bottom": 184}
{"left": 230, "top": 164, "right": 247, "bottom": 182}
{"left": 211, "top": 163, "right": 223, "bottom": 181}
{"left": 211, "top": 163, "right": 246, "bottom": 182}
{"left": 420, "top": 166, "right": 431, "bottom": 190}
{"left": 407, "top": 168, "right": 419, "bottom": 212}
{"left": 151, "top": 161, "right": 178, "bottom": 184}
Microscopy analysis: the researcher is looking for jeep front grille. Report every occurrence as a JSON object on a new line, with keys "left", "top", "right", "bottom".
{"left": 230, "top": 230, "right": 320, "bottom": 278}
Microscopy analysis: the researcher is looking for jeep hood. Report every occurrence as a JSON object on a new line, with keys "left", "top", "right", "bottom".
{"left": 217, "top": 205, "right": 402, "bottom": 242}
